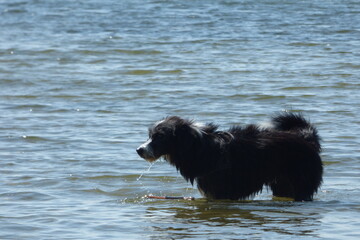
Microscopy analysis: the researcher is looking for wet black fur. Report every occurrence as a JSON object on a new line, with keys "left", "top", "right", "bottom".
{"left": 137, "top": 112, "right": 323, "bottom": 201}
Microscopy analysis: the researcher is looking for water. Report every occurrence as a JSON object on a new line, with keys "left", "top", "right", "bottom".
{"left": 1, "top": 0, "right": 360, "bottom": 239}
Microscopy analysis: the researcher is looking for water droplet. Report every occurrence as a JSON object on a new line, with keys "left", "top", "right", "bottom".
{"left": 137, "top": 162, "right": 155, "bottom": 181}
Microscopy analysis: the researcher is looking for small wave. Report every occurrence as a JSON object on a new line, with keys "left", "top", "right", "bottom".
{"left": 81, "top": 188, "right": 108, "bottom": 195}
{"left": 75, "top": 50, "right": 106, "bottom": 55}
{"left": 21, "top": 49, "right": 58, "bottom": 55}
{"left": 281, "top": 86, "right": 314, "bottom": 90}
{"left": 21, "top": 135, "right": 50, "bottom": 142}
{"left": 338, "top": 63, "right": 360, "bottom": 69}
{"left": 125, "top": 70, "right": 156, "bottom": 75}
{"left": 252, "top": 95, "right": 286, "bottom": 101}
{"left": 0, "top": 191, "right": 54, "bottom": 201}
{"left": 1, "top": 94, "right": 38, "bottom": 99}
{"left": 50, "top": 94, "right": 79, "bottom": 99}
{"left": 163, "top": 69, "right": 183, "bottom": 74}
{"left": 288, "top": 42, "right": 322, "bottom": 47}
{"left": 228, "top": 94, "right": 250, "bottom": 99}
{"left": 3, "top": 9, "right": 27, "bottom": 14}
{"left": 333, "top": 82, "right": 360, "bottom": 89}
{"left": 86, "top": 175, "right": 123, "bottom": 180}
{"left": 334, "top": 29, "right": 355, "bottom": 34}
{"left": 11, "top": 104, "right": 50, "bottom": 110}
{"left": 114, "top": 49, "right": 162, "bottom": 55}
{"left": 96, "top": 110, "right": 117, "bottom": 114}
{"left": 336, "top": 135, "right": 356, "bottom": 139}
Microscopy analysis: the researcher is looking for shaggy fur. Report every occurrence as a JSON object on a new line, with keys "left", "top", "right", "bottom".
{"left": 136, "top": 112, "right": 323, "bottom": 201}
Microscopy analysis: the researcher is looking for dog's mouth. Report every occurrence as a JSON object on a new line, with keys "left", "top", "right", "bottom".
{"left": 139, "top": 152, "right": 158, "bottom": 162}
{"left": 143, "top": 156, "right": 158, "bottom": 162}
{"left": 137, "top": 149, "right": 157, "bottom": 162}
{"left": 137, "top": 150, "right": 165, "bottom": 163}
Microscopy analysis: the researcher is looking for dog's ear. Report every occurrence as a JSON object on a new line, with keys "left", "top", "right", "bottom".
{"left": 174, "top": 124, "right": 201, "bottom": 152}
{"left": 172, "top": 122, "right": 203, "bottom": 184}
{"left": 175, "top": 123, "right": 198, "bottom": 137}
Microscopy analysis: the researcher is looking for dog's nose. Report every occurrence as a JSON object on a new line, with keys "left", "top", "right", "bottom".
{"left": 136, "top": 147, "right": 144, "bottom": 156}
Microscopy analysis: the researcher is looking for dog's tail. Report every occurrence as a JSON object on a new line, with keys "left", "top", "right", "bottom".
{"left": 272, "top": 112, "right": 321, "bottom": 153}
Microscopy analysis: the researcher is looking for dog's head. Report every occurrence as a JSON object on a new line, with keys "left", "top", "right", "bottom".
{"left": 136, "top": 116, "right": 210, "bottom": 162}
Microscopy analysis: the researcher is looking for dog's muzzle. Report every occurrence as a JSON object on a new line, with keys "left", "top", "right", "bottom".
{"left": 136, "top": 147, "right": 145, "bottom": 157}
{"left": 136, "top": 139, "right": 157, "bottom": 162}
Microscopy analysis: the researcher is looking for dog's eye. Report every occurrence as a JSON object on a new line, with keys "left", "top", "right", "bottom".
{"left": 154, "top": 133, "right": 165, "bottom": 139}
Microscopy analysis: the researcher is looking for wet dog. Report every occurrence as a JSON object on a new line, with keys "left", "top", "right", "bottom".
{"left": 137, "top": 112, "right": 323, "bottom": 201}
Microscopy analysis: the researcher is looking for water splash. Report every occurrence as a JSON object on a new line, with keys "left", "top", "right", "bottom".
{"left": 137, "top": 162, "right": 155, "bottom": 181}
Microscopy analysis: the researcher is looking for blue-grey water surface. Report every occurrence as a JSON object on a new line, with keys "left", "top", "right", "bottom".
{"left": 1, "top": 0, "right": 360, "bottom": 239}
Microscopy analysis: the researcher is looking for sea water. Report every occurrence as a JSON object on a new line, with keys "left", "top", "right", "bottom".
{"left": 1, "top": 0, "right": 360, "bottom": 239}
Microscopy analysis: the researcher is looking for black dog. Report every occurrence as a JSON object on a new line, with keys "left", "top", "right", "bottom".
{"left": 137, "top": 112, "right": 323, "bottom": 201}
